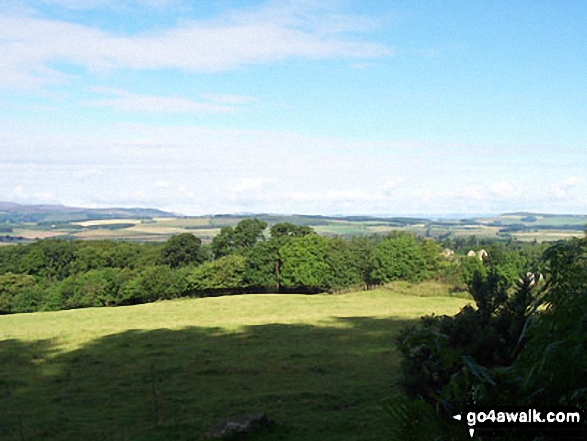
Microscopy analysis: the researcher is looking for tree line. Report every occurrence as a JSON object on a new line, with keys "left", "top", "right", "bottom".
{"left": 0, "top": 218, "right": 546, "bottom": 314}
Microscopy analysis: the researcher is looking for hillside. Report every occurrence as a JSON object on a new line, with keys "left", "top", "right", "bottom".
{"left": 0, "top": 202, "right": 584, "bottom": 243}
{"left": 0, "top": 202, "right": 177, "bottom": 224}
{"left": 0, "top": 285, "right": 469, "bottom": 440}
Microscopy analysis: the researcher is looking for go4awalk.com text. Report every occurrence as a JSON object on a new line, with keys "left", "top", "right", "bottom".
{"left": 452, "top": 406, "right": 584, "bottom": 439}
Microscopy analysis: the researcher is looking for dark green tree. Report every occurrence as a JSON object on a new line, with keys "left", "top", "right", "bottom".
{"left": 211, "top": 226, "right": 235, "bottom": 258}
{"left": 269, "top": 222, "right": 313, "bottom": 239}
{"left": 19, "top": 239, "right": 76, "bottom": 281}
{"left": 70, "top": 241, "right": 113, "bottom": 274}
{"left": 325, "top": 237, "right": 363, "bottom": 290}
{"left": 59, "top": 268, "right": 126, "bottom": 309}
{"left": 120, "top": 265, "right": 177, "bottom": 305}
{"left": 459, "top": 252, "right": 487, "bottom": 286}
{"left": 243, "top": 240, "right": 279, "bottom": 292}
{"left": 279, "top": 234, "right": 331, "bottom": 293}
{"left": 188, "top": 254, "right": 246, "bottom": 296}
{"left": 346, "top": 235, "right": 378, "bottom": 284}
{"left": 233, "top": 218, "right": 267, "bottom": 249}
{"left": 370, "top": 233, "right": 427, "bottom": 283}
{"left": 211, "top": 219, "right": 268, "bottom": 258}
{"left": 159, "top": 233, "right": 205, "bottom": 268}
{"left": 0, "top": 272, "right": 38, "bottom": 314}
{"left": 418, "top": 238, "right": 443, "bottom": 278}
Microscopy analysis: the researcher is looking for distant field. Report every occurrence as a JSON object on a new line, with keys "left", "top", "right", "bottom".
{"left": 1, "top": 212, "right": 585, "bottom": 243}
{"left": 75, "top": 219, "right": 143, "bottom": 227}
{"left": 511, "top": 231, "right": 582, "bottom": 242}
{"left": 0, "top": 285, "right": 469, "bottom": 441}
{"left": 10, "top": 229, "right": 63, "bottom": 240}
{"left": 153, "top": 218, "right": 214, "bottom": 228}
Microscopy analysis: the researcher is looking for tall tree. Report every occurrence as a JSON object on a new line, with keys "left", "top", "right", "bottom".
{"left": 233, "top": 218, "right": 267, "bottom": 249}
{"left": 243, "top": 240, "right": 279, "bottom": 292}
{"left": 159, "top": 233, "right": 205, "bottom": 268}
{"left": 370, "top": 233, "right": 427, "bottom": 283}
{"left": 19, "top": 239, "right": 76, "bottom": 281}
{"left": 270, "top": 222, "right": 313, "bottom": 239}
{"left": 279, "top": 234, "right": 331, "bottom": 293}
{"left": 211, "top": 219, "right": 268, "bottom": 258}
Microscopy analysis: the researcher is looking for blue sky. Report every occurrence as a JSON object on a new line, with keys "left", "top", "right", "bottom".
{"left": 1, "top": 0, "right": 585, "bottom": 216}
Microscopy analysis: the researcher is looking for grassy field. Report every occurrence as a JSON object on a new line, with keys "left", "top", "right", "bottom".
{"left": 0, "top": 285, "right": 469, "bottom": 440}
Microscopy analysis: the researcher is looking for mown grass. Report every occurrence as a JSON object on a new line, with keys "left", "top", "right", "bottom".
{"left": 0, "top": 287, "right": 469, "bottom": 440}
{"left": 383, "top": 280, "right": 473, "bottom": 299}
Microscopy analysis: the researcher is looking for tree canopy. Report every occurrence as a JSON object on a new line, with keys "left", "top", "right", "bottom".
{"left": 0, "top": 217, "right": 553, "bottom": 314}
{"left": 159, "top": 233, "right": 206, "bottom": 268}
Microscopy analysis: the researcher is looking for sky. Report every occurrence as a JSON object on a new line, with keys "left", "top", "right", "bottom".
{"left": 1, "top": 0, "right": 586, "bottom": 216}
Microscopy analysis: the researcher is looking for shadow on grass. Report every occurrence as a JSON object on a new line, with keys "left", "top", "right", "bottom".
{"left": 0, "top": 316, "right": 418, "bottom": 441}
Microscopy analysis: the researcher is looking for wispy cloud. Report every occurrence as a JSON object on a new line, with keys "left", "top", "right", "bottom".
{"left": 88, "top": 88, "right": 237, "bottom": 113}
{"left": 0, "top": 1, "right": 391, "bottom": 89}
{"left": 200, "top": 94, "right": 258, "bottom": 105}
{"left": 38, "top": 0, "right": 180, "bottom": 11}
{"left": 8, "top": 185, "right": 56, "bottom": 203}
{"left": 232, "top": 178, "right": 274, "bottom": 193}
{"left": 549, "top": 176, "right": 583, "bottom": 200}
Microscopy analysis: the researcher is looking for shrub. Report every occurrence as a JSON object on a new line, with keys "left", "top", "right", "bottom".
{"left": 370, "top": 233, "right": 427, "bottom": 283}
{"left": 188, "top": 255, "right": 246, "bottom": 296}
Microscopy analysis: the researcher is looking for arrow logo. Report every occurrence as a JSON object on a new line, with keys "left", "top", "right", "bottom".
{"left": 453, "top": 414, "right": 474, "bottom": 437}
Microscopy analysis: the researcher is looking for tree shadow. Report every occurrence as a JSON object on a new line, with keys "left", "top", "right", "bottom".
{"left": 0, "top": 316, "right": 418, "bottom": 440}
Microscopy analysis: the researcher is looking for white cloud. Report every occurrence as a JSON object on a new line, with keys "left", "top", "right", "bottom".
{"left": 229, "top": 178, "right": 275, "bottom": 206}
{"left": 381, "top": 178, "right": 405, "bottom": 195}
{"left": 176, "top": 185, "right": 196, "bottom": 199}
{"left": 11, "top": 186, "right": 26, "bottom": 198}
{"left": 40, "top": 0, "right": 178, "bottom": 9}
{"left": 73, "top": 166, "right": 102, "bottom": 178}
{"left": 88, "top": 89, "right": 235, "bottom": 113}
{"left": 1, "top": 122, "right": 585, "bottom": 215}
{"left": 8, "top": 185, "right": 56, "bottom": 203}
{"left": 33, "top": 191, "right": 55, "bottom": 202}
{"left": 112, "top": 190, "right": 150, "bottom": 203}
{"left": 0, "top": 2, "right": 390, "bottom": 89}
{"left": 460, "top": 186, "right": 484, "bottom": 202}
{"left": 232, "top": 178, "right": 274, "bottom": 193}
{"left": 201, "top": 94, "right": 258, "bottom": 105}
{"left": 488, "top": 181, "right": 524, "bottom": 201}
{"left": 562, "top": 176, "right": 583, "bottom": 186}
{"left": 549, "top": 176, "right": 584, "bottom": 200}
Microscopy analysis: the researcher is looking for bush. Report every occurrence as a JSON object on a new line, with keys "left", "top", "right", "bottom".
{"left": 394, "top": 238, "right": 587, "bottom": 439}
{"left": 120, "top": 266, "right": 178, "bottom": 305}
{"left": 279, "top": 235, "right": 331, "bottom": 293}
{"left": 59, "top": 268, "right": 129, "bottom": 309}
{"left": 0, "top": 272, "right": 39, "bottom": 314}
{"left": 396, "top": 269, "right": 534, "bottom": 406}
{"left": 188, "top": 255, "right": 246, "bottom": 296}
{"left": 159, "top": 233, "right": 205, "bottom": 268}
{"left": 370, "top": 233, "right": 427, "bottom": 283}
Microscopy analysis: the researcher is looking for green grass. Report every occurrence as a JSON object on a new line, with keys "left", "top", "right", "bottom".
{"left": 0, "top": 288, "right": 469, "bottom": 440}
{"left": 383, "top": 280, "right": 473, "bottom": 299}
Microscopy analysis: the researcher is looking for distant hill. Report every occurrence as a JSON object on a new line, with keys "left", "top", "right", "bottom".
{"left": 0, "top": 202, "right": 177, "bottom": 223}
{"left": 0, "top": 203, "right": 584, "bottom": 243}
